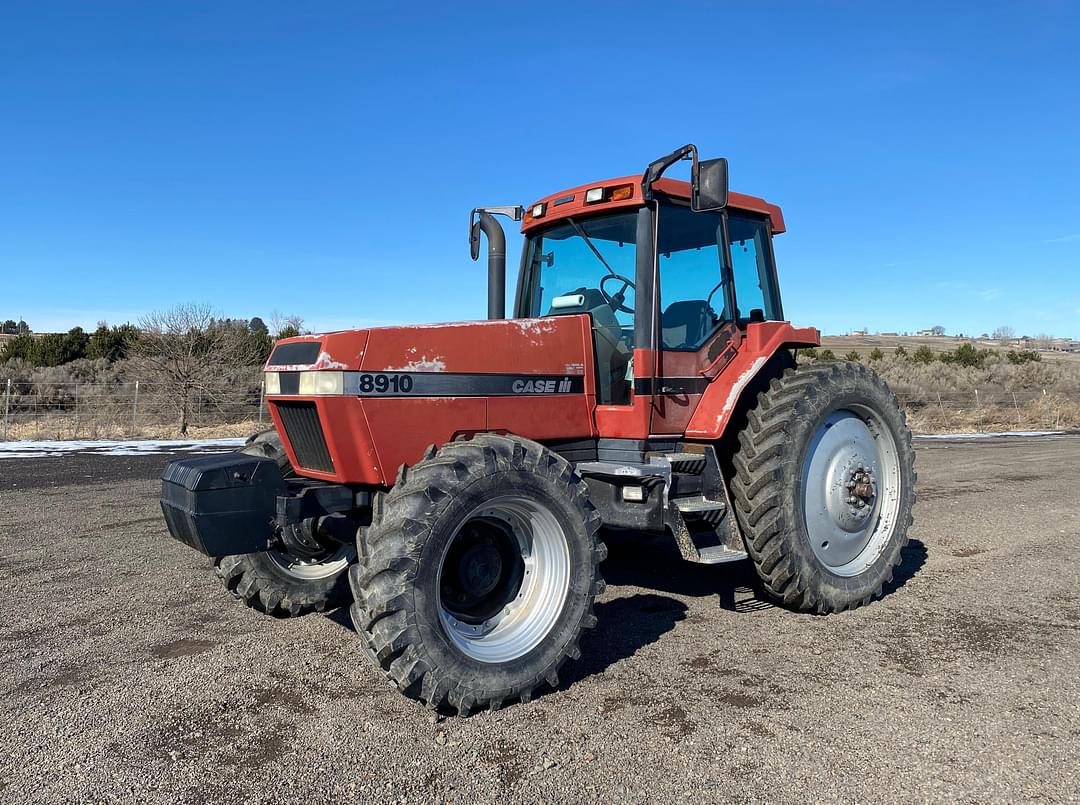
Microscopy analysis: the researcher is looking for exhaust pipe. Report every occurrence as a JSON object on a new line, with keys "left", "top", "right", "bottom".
{"left": 470, "top": 205, "right": 524, "bottom": 320}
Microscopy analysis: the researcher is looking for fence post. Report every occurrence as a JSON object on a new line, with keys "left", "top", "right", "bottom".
{"left": 132, "top": 381, "right": 140, "bottom": 436}
{"left": 259, "top": 380, "right": 265, "bottom": 425}
{"left": 74, "top": 383, "right": 79, "bottom": 437}
{"left": 936, "top": 391, "right": 950, "bottom": 430}
{"left": 3, "top": 379, "right": 10, "bottom": 440}
{"left": 1012, "top": 391, "right": 1022, "bottom": 426}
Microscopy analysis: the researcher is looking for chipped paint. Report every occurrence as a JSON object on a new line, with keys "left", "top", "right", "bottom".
{"left": 267, "top": 350, "right": 348, "bottom": 372}
{"left": 312, "top": 351, "right": 348, "bottom": 370}
{"left": 513, "top": 318, "right": 558, "bottom": 337}
{"left": 385, "top": 356, "right": 447, "bottom": 372}
{"left": 720, "top": 356, "right": 768, "bottom": 420}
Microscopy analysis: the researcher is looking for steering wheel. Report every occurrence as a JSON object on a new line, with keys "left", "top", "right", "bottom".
{"left": 600, "top": 273, "right": 636, "bottom": 314}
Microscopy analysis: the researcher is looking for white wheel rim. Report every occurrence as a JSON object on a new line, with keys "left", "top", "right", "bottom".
{"left": 438, "top": 495, "right": 570, "bottom": 664}
{"left": 801, "top": 405, "right": 902, "bottom": 577}
{"left": 265, "top": 544, "right": 354, "bottom": 580}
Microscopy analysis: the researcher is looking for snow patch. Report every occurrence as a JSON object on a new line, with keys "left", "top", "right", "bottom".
{"left": 0, "top": 438, "right": 245, "bottom": 459}
{"left": 914, "top": 431, "right": 1067, "bottom": 440}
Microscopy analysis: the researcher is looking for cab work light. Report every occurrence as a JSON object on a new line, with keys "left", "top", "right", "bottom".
{"left": 530, "top": 202, "right": 546, "bottom": 219}
{"left": 584, "top": 187, "right": 604, "bottom": 203}
{"left": 299, "top": 371, "right": 344, "bottom": 396}
{"left": 264, "top": 372, "right": 280, "bottom": 395}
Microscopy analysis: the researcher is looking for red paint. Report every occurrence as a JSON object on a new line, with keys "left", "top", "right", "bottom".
{"left": 685, "top": 322, "right": 819, "bottom": 439}
{"left": 267, "top": 317, "right": 599, "bottom": 484}
{"left": 521, "top": 175, "right": 786, "bottom": 235}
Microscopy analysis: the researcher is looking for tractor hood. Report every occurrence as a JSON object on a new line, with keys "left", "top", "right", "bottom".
{"left": 266, "top": 317, "right": 595, "bottom": 377}
{"left": 263, "top": 317, "right": 599, "bottom": 486}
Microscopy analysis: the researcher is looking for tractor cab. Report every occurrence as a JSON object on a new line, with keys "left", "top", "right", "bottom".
{"left": 473, "top": 144, "right": 806, "bottom": 436}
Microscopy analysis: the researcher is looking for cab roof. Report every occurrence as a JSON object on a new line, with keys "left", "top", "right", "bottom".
{"left": 521, "top": 175, "right": 785, "bottom": 235}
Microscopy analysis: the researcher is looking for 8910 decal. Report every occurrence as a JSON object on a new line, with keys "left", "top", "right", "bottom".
{"left": 344, "top": 371, "right": 584, "bottom": 397}
{"left": 355, "top": 373, "right": 414, "bottom": 394}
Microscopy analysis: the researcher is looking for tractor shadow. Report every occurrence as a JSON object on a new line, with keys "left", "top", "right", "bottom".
{"left": 598, "top": 529, "right": 928, "bottom": 611}
{"left": 320, "top": 533, "right": 928, "bottom": 703}
{"left": 599, "top": 528, "right": 769, "bottom": 612}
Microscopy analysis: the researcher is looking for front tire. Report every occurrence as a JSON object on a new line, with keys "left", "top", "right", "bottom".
{"left": 731, "top": 361, "right": 916, "bottom": 613}
{"left": 349, "top": 434, "right": 605, "bottom": 715}
{"left": 214, "top": 430, "right": 354, "bottom": 618}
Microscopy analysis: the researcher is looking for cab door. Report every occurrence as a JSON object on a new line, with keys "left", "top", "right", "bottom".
{"left": 649, "top": 205, "right": 780, "bottom": 436}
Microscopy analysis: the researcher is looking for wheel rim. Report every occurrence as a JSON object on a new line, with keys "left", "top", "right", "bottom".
{"left": 438, "top": 495, "right": 570, "bottom": 664}
{"left": 801, "top": 405, "right": 902, "bottom": 577}
{"left": 265, "top": 544, "right": 354, "bottom": 580}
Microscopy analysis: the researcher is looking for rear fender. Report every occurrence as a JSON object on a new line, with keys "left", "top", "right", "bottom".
{"left": 685, "top": 322, "right": 818, "bottom": 440}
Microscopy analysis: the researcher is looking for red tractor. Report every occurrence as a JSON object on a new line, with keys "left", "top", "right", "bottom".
{"left": 161, "top": 145, "right": 916, "bottom": 714}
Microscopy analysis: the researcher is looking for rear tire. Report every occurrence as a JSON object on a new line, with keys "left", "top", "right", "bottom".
{"left": 731, "top": 361, "right": 916, "bottom": 613}
{"left": 214, "top": 430, "right": 354, "bottom": 618}
{"left": 349, "top": 434, "right": 605, "bottom": 715}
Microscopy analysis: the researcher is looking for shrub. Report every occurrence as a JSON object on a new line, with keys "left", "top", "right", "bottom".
{"left": 894, "top": 345, "right": 908, "bottom": 358}
{"left": 1006, "top": 349, "right": 1041, "bottom": 365}
{"left": 844, "top": 351, "right": 861, "bottom": 362}
{"left": 868, "top": 348, "right": 884, "bottom": 362}
{"left": 939, "top": 343, "right": 992, "bottom": 369}
{"left": 912, "top": 346, "right": 935, "bottom": 364}
{"left": 818, "top": 349, "right": 836, "bottom": 360}
{"left": 800, "top": 347, "right": 818, "bottom": 359}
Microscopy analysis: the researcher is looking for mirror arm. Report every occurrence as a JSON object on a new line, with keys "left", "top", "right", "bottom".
{"left": 641, "top": 144, "right": 699, "bottom": 200}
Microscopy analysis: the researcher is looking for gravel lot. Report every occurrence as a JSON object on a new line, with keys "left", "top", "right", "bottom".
{"left": 1, "top": 436, "right": 1079, "bottom": 804}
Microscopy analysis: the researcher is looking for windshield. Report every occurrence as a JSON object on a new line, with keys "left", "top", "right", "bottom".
{"left": 519, "top": 211, "right": 638, "bottom": 331}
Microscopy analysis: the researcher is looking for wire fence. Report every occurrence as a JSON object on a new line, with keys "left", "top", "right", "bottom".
{"left": 1, "top": 380, "right": 267, "bottom": 441}
{"left": 0, "top": 380, "right": 1075, "bottom": 441}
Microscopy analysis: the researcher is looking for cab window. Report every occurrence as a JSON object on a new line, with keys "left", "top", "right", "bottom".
{"left": 657, "top": 205, "right": 726, "bottom": 350}
{"left": 727, "top": 213, "right": 780, "bottom": 322}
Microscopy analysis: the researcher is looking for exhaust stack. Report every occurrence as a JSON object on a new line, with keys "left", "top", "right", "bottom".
{"left": 470, "top": 205, "right": 523, "bottom": 320}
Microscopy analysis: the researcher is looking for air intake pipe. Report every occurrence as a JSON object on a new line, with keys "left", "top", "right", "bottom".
{"left": 470, "top": 205, "right": 524, "bottom": 320}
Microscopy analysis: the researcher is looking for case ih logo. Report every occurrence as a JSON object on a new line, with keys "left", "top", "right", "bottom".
{"left": 512, "top": 377, "right": 574, "bottom": 394}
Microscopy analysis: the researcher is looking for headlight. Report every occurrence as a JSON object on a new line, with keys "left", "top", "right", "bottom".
{"left": 264, "top": 372, "right": 280, "bottom": 395}
{"left": 299, "top": 371, "right": 344, "bottom": 395}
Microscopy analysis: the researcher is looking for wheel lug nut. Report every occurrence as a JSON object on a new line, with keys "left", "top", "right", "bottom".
{"left": 848, "top": 495, "right": 858, "bottom": 505}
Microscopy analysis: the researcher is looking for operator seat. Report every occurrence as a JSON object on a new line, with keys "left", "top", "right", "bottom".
{"left": 661, "top": 300, "right": 716, "bottom": 349}
{"left": 545, "top": 288, "right": 631, "bottom": 404}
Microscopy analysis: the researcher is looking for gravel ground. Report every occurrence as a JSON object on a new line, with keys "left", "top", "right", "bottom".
{"left": 1, "top": 436, "right": 1079, "bottom": 804}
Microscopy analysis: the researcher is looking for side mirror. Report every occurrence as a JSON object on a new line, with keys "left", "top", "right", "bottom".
{"left": 692, "top": 157, "right": 728, "bottom": 212}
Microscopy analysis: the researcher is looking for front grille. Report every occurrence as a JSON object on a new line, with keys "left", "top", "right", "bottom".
{"left": 275, "top": 401, "right": 334, "bottom": 473}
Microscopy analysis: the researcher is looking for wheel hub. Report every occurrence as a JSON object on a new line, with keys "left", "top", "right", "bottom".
{"left": 803, "top": 408, "right": 901, "bottom": 575}
{"left": 437, "top": 496, "right": 571, "bottom": 664}
{"left": 458, "top": 544, "right": 503, "bottom": 598}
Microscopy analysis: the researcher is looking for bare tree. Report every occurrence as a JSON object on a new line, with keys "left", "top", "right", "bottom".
{"left": 930, "top": 325, "right": 946, "bottom": 336}
{"left": 132, "top": 303, "right": 264, "bottom": 435}
{"left": 1034, "top": 333, "right": 1054, "bottom": 350}
{"left": 992, "top": 325, "right": 1015, "bottom": 345}
{"left": 269, "top": 310, "right": 306, "bottom": 339}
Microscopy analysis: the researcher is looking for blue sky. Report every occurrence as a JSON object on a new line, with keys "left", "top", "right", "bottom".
{"left": 2, "top": 1, "right": 1077, "bottom": 338}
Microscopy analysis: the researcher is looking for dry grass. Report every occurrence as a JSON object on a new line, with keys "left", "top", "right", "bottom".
{"left": 2, "top": 416, "right": 265, "bottom": 442}
{"left": 902, "top": 394, "right": 1080, "bottom": 434}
